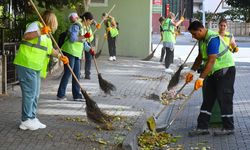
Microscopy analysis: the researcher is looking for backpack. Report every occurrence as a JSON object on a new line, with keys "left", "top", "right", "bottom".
{"left": 57, "top": 22, "right": 82, "bottom": 48}
{"left": 58, "top": 30, "right": 68, "bottom": 48}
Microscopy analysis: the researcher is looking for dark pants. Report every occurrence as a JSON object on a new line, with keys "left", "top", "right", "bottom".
{"left": 197, "top": 66, "right": 235, "bottom": 130}
{"left": 164, "top": 47, "right": 174, "bottom": 68}
{"left": 84, "top": 51, "right": 92, "bottom": 77}
{"left": 107, "top": 35, "right": 116, "bottom": 56}
{"left": 57, "top": 52, "right": 82, "bottom": 99}
{"left": 159, "top": 47, "right": 165, "bottom": 62}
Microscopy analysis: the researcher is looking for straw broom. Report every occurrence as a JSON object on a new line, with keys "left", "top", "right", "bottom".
{"left": 28, "top": 0, "right": 112, "bottom": 127}
{"left": 83, "top": 17, "right": 116, "bottom": 94}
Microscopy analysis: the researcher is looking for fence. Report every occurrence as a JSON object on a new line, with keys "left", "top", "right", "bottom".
{"left": 209, "top": 21, "right": 250, "bottom": 36}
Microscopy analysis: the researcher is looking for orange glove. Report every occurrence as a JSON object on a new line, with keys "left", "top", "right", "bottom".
{"left": 59, "top": 55, "right": 69, "bottom": 64}
{"left": 89, "top": 48, "right": 95, "bottom": 56}
{"left": 180, "top": 16, "right": 185, "bottom": 21}
{"left": 96, "top": 23, "right": 101, "bottom": 29}
{"left": 186, "top": 70, "right": 195, "bottom": 83}
{"left": 194, "top": 78, "right": 204, "bottom": 90}
{"left": 233, "top": 46, "right": 239, "bottom": 53}
{"left": 84, "top": 32, "right": 91, "bottom": 38}
{"left": 106, "top": 27, "right": 112, "bottom": 32}
{"left": 41, "top": 26, "right": 51, "bottom": 35}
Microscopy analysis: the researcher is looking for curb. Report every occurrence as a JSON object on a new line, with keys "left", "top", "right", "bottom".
{"left": 122, "top": 113, "right": 146, "bottom": 150}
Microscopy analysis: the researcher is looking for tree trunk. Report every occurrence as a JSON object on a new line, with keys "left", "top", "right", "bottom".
{"left": 76, "top": 0, "right": 91, "bottom": 16}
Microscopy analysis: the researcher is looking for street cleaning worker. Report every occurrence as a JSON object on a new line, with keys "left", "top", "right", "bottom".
{"left": 161, "top": 12, "right": 184, "bottom": 73}
{"left": 14, "top": 10, "right": 69, "bottom": 131}
{"left": 57, "top": 12, "right": 95, "bottom": 101}
{"left": 218, "top": 18, "right": 239, "bottom": 53}
{"left": 81, "top": 12, "right": 96, "bottom": 80}
{"left": 102, "top": 12, "right": 119, "bottom": 61}
{"left": 186, "top": 21, "right": 236, "bottom": 136}
{"left": 159, "top": 16, "right": 166, "bottom": 62}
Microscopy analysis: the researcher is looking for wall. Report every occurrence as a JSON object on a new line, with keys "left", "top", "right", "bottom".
{"left": 90, "top": 0, "right": 152, "bottom": 58}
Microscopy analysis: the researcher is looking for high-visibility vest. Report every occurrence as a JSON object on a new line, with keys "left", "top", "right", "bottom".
{"left": 83, "top": 25, "right": 94, "bottom": 43}
{"left": 106, "top": 19, "right": 119, "bottom": 38}
{"left": 218, "top": 31, "right": 234, "bottom": 51}
{"left": 161, "top": 18, "right": 175, "bottom": 43}
{"left": 14, "top": 21, "right": 53, "bottom": 78}
{"left": 62, "top": 21, "right": 84, "bottom": 58}
{"left": 199, "top": 30, "right": 235, "bottom": 75}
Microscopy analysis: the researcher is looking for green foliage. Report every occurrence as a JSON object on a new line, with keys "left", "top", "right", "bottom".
{"left": 224, "top": 0, "right": 250, "bottom": 22}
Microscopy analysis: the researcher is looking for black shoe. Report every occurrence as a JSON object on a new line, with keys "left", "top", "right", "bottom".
{"left": 84, "top": 75, "right": 90, "bottom": 80}
{"left": 213, "top": 129, "right": 234, "bottom": 136}
{"left": 188, "top": 128, "right": 210, "bottom": 137}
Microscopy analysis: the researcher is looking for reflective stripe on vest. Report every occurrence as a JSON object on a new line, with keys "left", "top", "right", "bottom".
{"left": 200, "top": 30, "right": 234, "bottom": 74}
{"left": 14, "top": 21, "right": 52, "bottom": 78}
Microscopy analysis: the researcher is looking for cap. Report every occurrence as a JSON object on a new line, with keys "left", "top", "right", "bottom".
{"left": 68, "top": 13, "right": 79, "bottom": 20}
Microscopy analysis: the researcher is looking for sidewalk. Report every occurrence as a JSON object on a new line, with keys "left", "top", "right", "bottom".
{"left": 1, "top": 54, "right": 250, "bottom": 150}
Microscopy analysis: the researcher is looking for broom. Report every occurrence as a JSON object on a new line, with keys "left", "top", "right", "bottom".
{"left": 83, "top": 18, "right": 116, "bottom": 95}
{"left": 28, "top": 0, "right": 111, "bottom": 126}
{"left": 167, "top": 0, "right": 224, "bottom": 90}
{"left": 142, "top": 40, "right": 162, "bottom": 61}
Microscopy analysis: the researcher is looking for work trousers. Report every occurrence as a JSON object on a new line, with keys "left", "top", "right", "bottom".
{"left": 57, "top": 52, "right": 82, "bottom": 99}
{"left": 107, "top": 35, "right": 116, "bottom": 57}
{"left": 164, "top": 47, "right": 174, "bottom": 68}
{"left": 84, "top": 51, "right": 92, "bottom": 77}
{"left": 197, "top": 66, "right": 236, "bottom": 130}
{"left": 16, "top": 65, "right": 40, "bottom": 121}
{"left": 159, "top": 47, "right": 165, "bottom": 62}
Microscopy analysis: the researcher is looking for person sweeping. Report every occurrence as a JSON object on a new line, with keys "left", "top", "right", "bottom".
{"left": 14, "top": 10, "right": 69, "bottom": 131}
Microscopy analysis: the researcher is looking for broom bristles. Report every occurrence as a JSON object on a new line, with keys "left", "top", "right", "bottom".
{"left": 95, "top": 49, "right": 102, "bottom": 58}
{"left": 167, "top": 65, "right": 184, "bottom": 91}
{"left": 142, "top": 49, "right": 156, "bottom": 61}
{"left": 98, "top": 73, "right": 116, "bottom": 94}
{"left": 81, "top": 89, "right": 112, "bottom": 124}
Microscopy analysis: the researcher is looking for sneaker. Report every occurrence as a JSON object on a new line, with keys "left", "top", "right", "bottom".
{"left": 57, "top": 96, "right": 67, "bottom": 101}
{"left": 84, "top": 75, "right": 91, "bottom": 80}
{"left": 108, "top": 56, "right": 113, "bottom": 61}
{"left": 74, "top": 98, "right": 85, "bottom": 102}
{"left": 113, "top": 56, "right": 116, "bottom": 61}
{"left": 33, "top": 118, "right": 46, "bottom": 129}
{"left": 164, "top": 68, "right": 174, "bottom": 73}
{"left": 188, "top": 128, "right": 210, "bottom": 137}
{"left": 213, "top": 129, "right": 234, "bottom": 136}
{"left": 19, "top": 119, "right": 40, "bottom": 131}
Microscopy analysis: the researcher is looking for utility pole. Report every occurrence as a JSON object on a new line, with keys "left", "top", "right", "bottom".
{"left": 202, "top": 0, "right": 206, "bottom": 27}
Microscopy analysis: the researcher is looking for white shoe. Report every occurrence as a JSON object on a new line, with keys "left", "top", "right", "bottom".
{"left": 19, "top": 119, "right": 40, "bottom": 131}
{"left": 33, "top": 118, "right": 46, "bottom": 129}
{"left": 164, "top": 68, "right": 174, "bottom": 73}
{"left": 113, "top": 56, "right": 116, "bottom": 61}
{"left": 108, "top": 56, "right": 113, "bottom": 61}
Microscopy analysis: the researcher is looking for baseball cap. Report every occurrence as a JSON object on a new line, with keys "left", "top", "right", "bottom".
{"left": 68, "top": 12, "right": 79, "bottom": 20}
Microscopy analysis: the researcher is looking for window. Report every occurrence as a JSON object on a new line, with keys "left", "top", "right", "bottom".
{"left": 90, "top": 0, "right": 108, "bottom": 7}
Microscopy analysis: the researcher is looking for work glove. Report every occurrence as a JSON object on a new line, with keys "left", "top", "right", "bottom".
{"left": 41, "top": 26, "right": 51, "bottom": 35}
{"left": 232, "top": 46, "right": 239, "bottom": 53}
{"left": 96, "top": 23, "right": 101, "bottom": 29}
{"left": 58, "top": 54, "right": 69, "bottom": 64}
{"left": 185, "top": 70, "right": 195, "bottom": 83}
{"left": 84, "top": 32, "right": 91, "bottom": 38}
{"left": 194, "top": 78, "right": 204, "bottom": 90}
{"left": 180, "top": 16, "right": 185, "bottom": 21}
{"left": 89, "top": 48, "right": 95, "bottom": 56}
{"left": 106, "top": 27, "right": 112, "bottom": 32}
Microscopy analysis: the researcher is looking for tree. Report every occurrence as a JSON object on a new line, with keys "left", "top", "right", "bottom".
{"left": 225, "top": 0, "right": 250, "bottom": 22}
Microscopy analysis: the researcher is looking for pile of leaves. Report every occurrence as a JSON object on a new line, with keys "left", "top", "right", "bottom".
{"left": 160, "top": 90, "right": 187, "bottom": 105}
{"left": 138, "top": 131, "right": 179, "bottom": 149}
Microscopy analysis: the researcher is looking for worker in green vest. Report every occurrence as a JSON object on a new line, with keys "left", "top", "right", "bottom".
{"left": 57, "top": 12, "right": 95, "bottom": 101}
{"left": 186, "top": 21, "right": 236, "bottom": 136}
{"left": 102, "top": 13, "right": 119, "bottom": 61}
{"left": 161, "top": 12, "right": 184, "bottom": 73}
{"left": 14, "top": 10, "right": 69, "bottom": 131}
{"left": 218, "top": 18, "right": 239, "bottom": 53}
